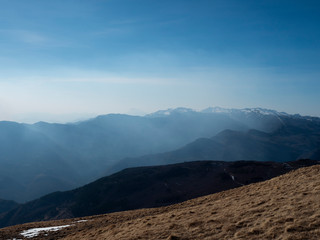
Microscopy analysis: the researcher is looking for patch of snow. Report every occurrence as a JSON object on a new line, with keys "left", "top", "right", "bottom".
{"left": 174, "top": 107, "right": 193, "bottom": 113}
{"left": 241, "top": 108, "right": 274, "bottom": 115}
{"left": 20, "top": 225, "right": 71, "bottom": 238}
{"left": 240, "top": 107, "right": 291, "bottom": 117}
{"left": 201, "top": 107, "right": 231, "bottom": 113}
{"left": 224, "top": 169, "right": 244, "bottom": 186}
{"left": 203, "top": 107, "right": 290, "bottom": 117}
{"left": 147, "top": 106, "right": 319, "bottom": 121}
{"left": 147, "top": 107, "right": 195, "bottom": 117}
{"left": 75, "top": 220, "right": 88, "bottom": 223}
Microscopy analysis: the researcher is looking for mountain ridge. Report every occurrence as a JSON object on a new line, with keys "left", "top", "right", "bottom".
{"left": 1, "top": 164, "right": 320, "bottom": 239}
{"left": 0, "top": 159, "right": 318, "bottom": 228}
{"left": 109, "top": 123, "right": 320, "bottom": 174}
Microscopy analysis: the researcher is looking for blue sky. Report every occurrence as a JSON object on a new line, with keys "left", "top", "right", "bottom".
{"left": 0, "top": 0, "right": 320, "bottom": 122}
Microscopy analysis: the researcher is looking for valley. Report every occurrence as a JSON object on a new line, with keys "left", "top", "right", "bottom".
{"left": 1, "top": 107, "right": 319, "bottom": 203}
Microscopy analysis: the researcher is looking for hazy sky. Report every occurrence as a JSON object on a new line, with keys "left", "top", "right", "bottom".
{"left": 0, "top": 0, "right": 320, "bottom": 122}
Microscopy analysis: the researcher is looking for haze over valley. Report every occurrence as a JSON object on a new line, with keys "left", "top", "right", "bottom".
{"left": 0, "top": 107, "right": 319, "bottom": 204}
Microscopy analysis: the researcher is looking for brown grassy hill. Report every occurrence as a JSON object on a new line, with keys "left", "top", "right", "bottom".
{"left": 4, "top": 159, "right": 317, "bottom": 228}
{"left": 1, "top": 165, "right": 320, "bottom": 240}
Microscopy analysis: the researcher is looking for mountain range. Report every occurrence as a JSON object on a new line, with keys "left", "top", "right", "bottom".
{"left": 0, "top": 107, "right": 319, "bottom": 202}
{"left": 107, "top": 111, "right": 320, "bottom": 173}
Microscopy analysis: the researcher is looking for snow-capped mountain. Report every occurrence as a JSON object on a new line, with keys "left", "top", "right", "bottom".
{"left": 146, "top": 107, "right": 195, "bottom": 117}
{"left": 202, "top": 107, "right": 290, "bottom": 116}
{"left": 147, "top": 107, "right": 292, "bottom": 132}
{"left": 148, "top": 106, "right": 293, "bottom": 117}
{"left": 150, "top": 106, "right": 320, "bottom": 122}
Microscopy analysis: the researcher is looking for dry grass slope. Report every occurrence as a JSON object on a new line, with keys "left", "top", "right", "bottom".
{"left": 1, "top": 165, "right": 320, "bottom": 240}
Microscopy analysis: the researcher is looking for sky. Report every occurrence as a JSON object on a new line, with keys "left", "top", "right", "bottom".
{"left": 0, "top": 0, "right": 320, "bottom": 123}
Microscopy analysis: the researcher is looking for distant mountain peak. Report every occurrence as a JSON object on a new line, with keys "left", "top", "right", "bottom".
{"left": 201, "top": 106, "right": 231, "bottom": 113}
{"left": 147, "top": 107, "right": 195, "bottom": 117}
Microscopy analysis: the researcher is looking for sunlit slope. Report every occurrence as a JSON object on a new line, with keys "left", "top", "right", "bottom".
{"left": 4, "top": 160, "right": 318, "bottom": 228}
{"left": 1, "top": 164, "right": 320, "bottom": 239}
{"left": 63, "top": 165, "right": 320, "bottom": 240}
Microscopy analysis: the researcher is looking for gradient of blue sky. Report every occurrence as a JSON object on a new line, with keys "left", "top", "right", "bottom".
{"left": 0, "top": 0, "right": 319, "bottom": 122}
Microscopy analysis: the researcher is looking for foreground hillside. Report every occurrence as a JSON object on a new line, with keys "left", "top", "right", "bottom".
{"left": 1, "top": 159, "right": 317, "bottom": 228}
{"left": 1, "top": 165, "right": 320, "bottom": 239}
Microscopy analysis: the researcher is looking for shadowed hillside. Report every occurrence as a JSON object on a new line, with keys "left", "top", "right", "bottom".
{"left": 111, "top": 122, "right": 320, "bottom": 173}
{"left": 1, "top": 164, "right": 319, "bottom": 239}
{"left": 0, "top": 199, "right": 18, "bottom": 214}
{"left": 0, "top": 159, "right": 317, "bottom": 228}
